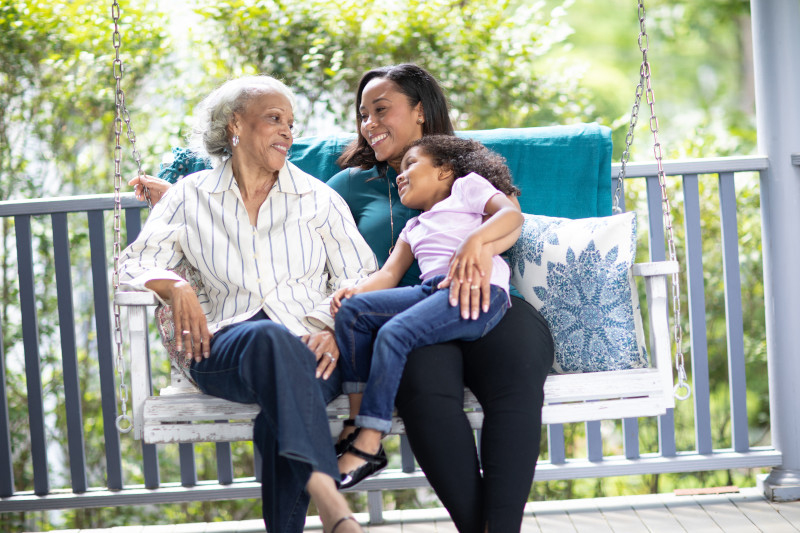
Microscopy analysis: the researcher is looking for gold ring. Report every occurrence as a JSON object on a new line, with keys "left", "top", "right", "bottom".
{"left": 470, "top": 286, "right": 479, "bottom": 290}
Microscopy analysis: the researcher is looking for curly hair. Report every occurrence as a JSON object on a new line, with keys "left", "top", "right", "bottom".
{"left": 407, "top": 135, "right": 520, "bottom": 197}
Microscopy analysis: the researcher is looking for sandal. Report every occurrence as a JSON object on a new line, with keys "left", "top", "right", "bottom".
{"left": 330, "top": 515, "right": 360, "bottom": 533}
{"left": 339, "top": 441, "right": 387, "bottom": 489}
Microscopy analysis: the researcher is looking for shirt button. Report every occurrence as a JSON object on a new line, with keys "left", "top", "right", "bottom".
{"left": 256, "top": 278, "right": 262, "bottom": 283}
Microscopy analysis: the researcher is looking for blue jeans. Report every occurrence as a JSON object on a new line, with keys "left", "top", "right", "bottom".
{"left": 190, "top": 311, "right": 341, "bottom": 533}
{"left": 334, "top": 275, "right": 508, "bottom": 434}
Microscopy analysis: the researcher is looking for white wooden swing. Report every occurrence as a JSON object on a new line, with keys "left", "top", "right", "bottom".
{"left": 111, "top": 0, "right": 689, "bottom": 446}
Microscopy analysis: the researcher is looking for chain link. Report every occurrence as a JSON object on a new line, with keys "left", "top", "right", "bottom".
{"left": 620, "top": 2, "right": 690, "bottom": 400}
{"left": 613, "top": 5, "right": 647, "bottom": 214}
{"left": 112, "top": 0, "right": 152, "bottom": 432}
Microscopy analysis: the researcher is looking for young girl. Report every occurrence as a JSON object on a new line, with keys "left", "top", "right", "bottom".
{"left": 330, "top": 135, "right": 523, "bottom": 488}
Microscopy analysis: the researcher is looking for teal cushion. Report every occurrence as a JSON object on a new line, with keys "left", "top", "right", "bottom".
{"left": 157, "top": 123, "right": 613, "bottom": 219}
{"left": 289, "top": 134, "right": 356, "bottom": 184}
{"left": 294, "top": 123, "right": 613, "bottom": 218}
{"left": 457, "top": 123, "right": 612, "bottom": 218}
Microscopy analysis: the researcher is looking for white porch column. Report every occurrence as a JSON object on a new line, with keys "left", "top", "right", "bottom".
{"left": 751, "top": 0, "right": 800, "bottom": 502}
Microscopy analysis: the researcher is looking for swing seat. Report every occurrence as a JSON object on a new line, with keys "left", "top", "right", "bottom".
{"left": 115, "top": 123, "right": 680, "bottom": 445}
{"left": 116, "top": 260, "right": 677, "bottom": 443}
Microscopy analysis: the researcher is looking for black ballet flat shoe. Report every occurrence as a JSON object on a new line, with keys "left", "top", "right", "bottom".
{"left": 339, "top": 441, "right": 388, "bottom": 490}
{"left": 334, "top": 420, "right": 360, "bottom": 457}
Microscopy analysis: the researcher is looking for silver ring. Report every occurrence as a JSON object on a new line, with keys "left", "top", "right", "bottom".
{"left": 182, "top": 330, "right": 190, "bottom": 335}
{"left": 323, "top": 351, "right": 335, "bottom": 362}
{"left": 470, "top": 285, "right": 479, "bottom": 290}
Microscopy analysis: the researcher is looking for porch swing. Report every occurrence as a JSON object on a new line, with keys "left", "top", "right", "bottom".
{"left": 112, "top": 0, "right": 689, "bottom": 445}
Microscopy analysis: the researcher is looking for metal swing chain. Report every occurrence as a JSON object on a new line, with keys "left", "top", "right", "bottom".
{"left": 112, "top": 0, "right": 150, "bottom": 433}
{"left": 616, "top": 1, "right": 690, "bottom": 400}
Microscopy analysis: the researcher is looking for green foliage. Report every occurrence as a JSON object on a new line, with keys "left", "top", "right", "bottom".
{"left": 195, "top": 0, "right": 592, "bottom": 133}
{"left": 0, "top": 0, "right": 172, "bottom": 199}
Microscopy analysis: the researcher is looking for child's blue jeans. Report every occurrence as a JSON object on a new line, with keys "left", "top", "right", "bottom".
{"left": 334, "top": 274, "right": 508, "bottom": 434}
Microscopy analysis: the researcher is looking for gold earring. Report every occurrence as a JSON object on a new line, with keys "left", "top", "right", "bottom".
{"left": 417, "top": 117, "right": 423, "bottom": 124}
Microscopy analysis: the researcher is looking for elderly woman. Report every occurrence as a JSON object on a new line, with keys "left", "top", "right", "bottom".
{"left": 119, "top": 75, "right": 372, "bottom": 533}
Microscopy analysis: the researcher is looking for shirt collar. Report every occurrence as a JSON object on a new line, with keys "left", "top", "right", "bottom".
{"left": 196, "top": 159, "right": 317, "bottom": 195}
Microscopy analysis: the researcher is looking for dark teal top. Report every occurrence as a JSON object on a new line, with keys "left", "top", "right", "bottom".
{"left": 327, "top": 165, "right": 422, "bottom": 287}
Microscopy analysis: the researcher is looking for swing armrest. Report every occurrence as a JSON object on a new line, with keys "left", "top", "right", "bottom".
{"left": 632, "top": 261, "right": 680, "bottom": 407}
{"left": 632, "top": 261, "right": 680, "bottom": 278}
{"left": 115, "top": 290, "right": 159, "bottom": 440}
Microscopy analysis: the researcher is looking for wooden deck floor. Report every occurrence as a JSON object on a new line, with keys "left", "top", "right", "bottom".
{"left": 36, "top": 487, "right": 800, "bottom": 533}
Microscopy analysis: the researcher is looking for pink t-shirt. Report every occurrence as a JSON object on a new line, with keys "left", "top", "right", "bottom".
{"left": 398, "top": 172, "right": 511, "bottom": 298}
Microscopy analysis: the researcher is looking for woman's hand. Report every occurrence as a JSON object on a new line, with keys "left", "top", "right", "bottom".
{"left": 330, "top": 286, "right": 360, "bottom": 317}
{"left": 302, "top": 327, "right": 340, "bottom": 380}
{"left": 129, "top": 174, "right": 172, "bottom": 205}
{"left": 147, "top": 279, "right": 212, "bottom": 363}
{"left": 438, "top": 237, "right": 494, "bottom": 320}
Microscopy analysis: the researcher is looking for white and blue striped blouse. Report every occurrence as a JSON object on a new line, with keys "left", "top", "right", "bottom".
{"left": 119, "top": 159, "right": 378, "bottom": 336}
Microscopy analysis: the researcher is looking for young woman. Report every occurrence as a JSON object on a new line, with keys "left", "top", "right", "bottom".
{"left": 328, "top": 64, "right": 554, "bottom": 533}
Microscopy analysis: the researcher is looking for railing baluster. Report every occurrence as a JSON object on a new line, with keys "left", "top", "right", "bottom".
{"left": 180, "top": 443, "right": 197, "bottom": 486}
{"left": 547, "top": 424, "right": 566, "bottom": 465}
{"left": 88, "top": 210, "right": 124, "bottom": 489}
{"left": 682, "top": 174, "right": 713, "bottom": 454}
{"left": 586, "top": 421, "right": 603, "bottom": 462}
{"left": 646, "top": 176, "right": 677, "bottom": 457}
{"left": 16, "top": 214, "right": 49, "bottom": 495}
{"left": 400, "top": 434, "right": 415, "bottom": 473}
{"left": 0, "top": 318, "right": 13, "bottom": 497}
{"left": 719, "top": 172, "right": 749, "bottom": 452}
{"left": 124, "top": 207, "right": 142, "bottom": 246}
{"left": 623, "top": 419, "right": 640, "bottom": 459}
{"left": 52, "top": 213, "right": 88, "bottom": 493}
{"left": 143, "top": 443, "right": 160, "bottom": 489}
{"left": 253, "top": 442, "right": 263, "bottom": 482}
{"left": 123, "top": 206, "right": 163, "bottom": 487}
{"left": 216, "top": 441, "right": 234, "bottom": 485}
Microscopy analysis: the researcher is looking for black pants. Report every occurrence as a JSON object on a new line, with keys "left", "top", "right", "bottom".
{"left": 395, "top": 296, "right": 554, "bottom": 533}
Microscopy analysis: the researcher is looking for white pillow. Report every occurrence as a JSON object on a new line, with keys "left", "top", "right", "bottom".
{"left": 508, "top": 212, "right": 648, "bottom": 373}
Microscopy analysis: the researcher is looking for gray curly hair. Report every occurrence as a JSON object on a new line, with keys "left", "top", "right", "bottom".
{"left": 189, "top": 75, "right": 295, "bottom": 164}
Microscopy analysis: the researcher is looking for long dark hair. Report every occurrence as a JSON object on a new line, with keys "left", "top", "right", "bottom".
{"left": 337, "top": 64, "right": 455, "bottom": 170}
{"left": 408, "top": 135, "right": 521, "bottom": 197}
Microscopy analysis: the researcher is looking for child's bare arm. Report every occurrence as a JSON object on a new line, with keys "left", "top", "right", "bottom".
{"left": 330, "top": 241, "right": 415, "bottom": 315}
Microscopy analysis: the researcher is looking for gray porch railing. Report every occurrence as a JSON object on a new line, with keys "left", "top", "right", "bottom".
{"left": 0, "top": 156, "right": 780, "bottom": 522}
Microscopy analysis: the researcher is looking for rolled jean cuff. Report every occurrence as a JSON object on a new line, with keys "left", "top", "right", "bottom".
{"left": 342, "top": 381, "right": 367, "bottom": 395}
{"left": 355, "top": 414, "right": 393, "bottom": 434}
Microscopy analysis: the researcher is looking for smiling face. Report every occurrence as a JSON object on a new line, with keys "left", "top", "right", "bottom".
{"left": 396, "top": 146, "right": 454, "bottom": 211}
{"left": 231, "top": 90, "right": 294, "bottom": 175}
{"left": 359, "top": 77, "right": 424, "bottom": 171}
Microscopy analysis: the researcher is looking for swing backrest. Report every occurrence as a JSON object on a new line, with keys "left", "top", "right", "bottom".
{"left": 289, "top": 123, "right": 613, "bottom": 219}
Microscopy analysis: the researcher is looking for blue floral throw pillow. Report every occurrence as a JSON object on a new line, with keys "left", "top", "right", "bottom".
{"left": 508, "top": 212, "right": 648, "bottom": 373}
